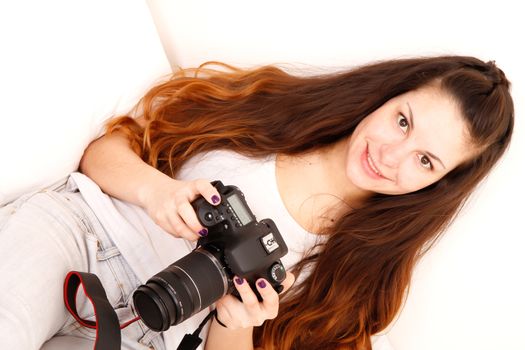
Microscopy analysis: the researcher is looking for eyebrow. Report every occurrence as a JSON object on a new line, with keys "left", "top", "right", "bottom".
{"left": 406, "top": 102, "right": 447, "bottom": 170}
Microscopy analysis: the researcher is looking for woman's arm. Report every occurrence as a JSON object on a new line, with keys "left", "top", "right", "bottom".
{"left": 79, "top": 118, "right": 221, "bottom": 240}
{"left": 79, "top": 126, "right": 171, "bottom": 207}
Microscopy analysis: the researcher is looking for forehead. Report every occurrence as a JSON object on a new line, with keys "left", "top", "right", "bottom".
{"left": 396, "top": 85, "right": 474, "bottom": 168}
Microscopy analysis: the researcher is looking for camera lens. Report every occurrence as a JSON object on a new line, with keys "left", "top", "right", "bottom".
{"left": 133, "top": 247, "right": 229, "bottom": 331}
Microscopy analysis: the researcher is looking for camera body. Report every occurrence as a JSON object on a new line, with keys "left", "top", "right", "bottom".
{"left": 193, "top": 180, "right": 288, "bottom": 293}
{"left": 132, "top": 181, "right": 288, "bottom": 331}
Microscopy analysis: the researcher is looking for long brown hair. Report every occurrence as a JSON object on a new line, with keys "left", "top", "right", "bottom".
{"left": 106, "top": 56, "right": 514, "bottom": 349}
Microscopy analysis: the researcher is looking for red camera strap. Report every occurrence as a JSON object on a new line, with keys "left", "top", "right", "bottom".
{"left": 63, "top": 271, "right": 139, "bottom": 350}
{"left": 64, "top": 270, "right": 216, "bottom": 350}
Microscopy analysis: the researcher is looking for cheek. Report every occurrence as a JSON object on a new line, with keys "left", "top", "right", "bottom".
{"left": 396, "top": 164, "right": 438, "bottom": 193}
{"left": 344, "top": 145, "right": 361, "bottom": 181}
{"left": 363, "top": 120, "right": 391, "bottom": 141}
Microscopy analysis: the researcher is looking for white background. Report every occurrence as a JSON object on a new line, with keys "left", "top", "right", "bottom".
{"left": 0, "top": 1, "right": 523, "bottom": 349}
{"left": 147, "top": 1, "right": 525, "bottom": 349}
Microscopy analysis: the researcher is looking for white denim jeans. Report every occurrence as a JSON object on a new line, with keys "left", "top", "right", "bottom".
{"left": 0, "top": 185, "right": 165, "bottom": 350}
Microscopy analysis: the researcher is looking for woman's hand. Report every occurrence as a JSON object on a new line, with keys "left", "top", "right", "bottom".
{"left": 214, "top": 272, "right": 296, "bottom": 330}
{"left": 139, "top": 177, "right": 221, "bottom": 241}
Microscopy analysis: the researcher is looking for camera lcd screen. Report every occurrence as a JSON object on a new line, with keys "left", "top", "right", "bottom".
{"left": 227, "top": 193, "right": 253, "bottom": 225}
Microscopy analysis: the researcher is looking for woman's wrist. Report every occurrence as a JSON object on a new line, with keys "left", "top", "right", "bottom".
{"left": 136, "top": 167, "right": 178, "bottom": 208}
{"left": 206, "top": 318, "right": 255, "bottom": 350}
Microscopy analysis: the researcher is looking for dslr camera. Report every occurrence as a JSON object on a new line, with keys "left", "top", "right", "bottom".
{"left": 132, "top": 181, "right": 288, "bottom": 331}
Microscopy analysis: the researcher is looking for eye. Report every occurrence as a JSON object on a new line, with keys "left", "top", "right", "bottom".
{"left": 397, "top": 114, "right": 409, "bottom": 134}
{"left": 417, "top": 154, "right": 433, "bottom": 170}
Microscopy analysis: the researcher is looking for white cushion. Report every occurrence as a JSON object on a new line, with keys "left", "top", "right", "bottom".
{"left": 0, "top": 0, "right": 171, "bottom": 205}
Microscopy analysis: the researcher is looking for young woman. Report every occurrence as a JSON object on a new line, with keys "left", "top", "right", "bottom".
{"left": 0, "top": 56, "right": 514, "bottom": 350}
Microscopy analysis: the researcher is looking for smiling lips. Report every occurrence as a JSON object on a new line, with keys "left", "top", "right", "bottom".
{"left": 362, "top": 144, "right": 390, "bottom": 180}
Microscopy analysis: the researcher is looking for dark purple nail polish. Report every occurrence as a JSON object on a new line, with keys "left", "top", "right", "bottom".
{"left": 235, "top": 277, "right": 244, "bottom": 285}
{"left": 212, "top": 195, "right": 220, "bottom": 204}
{"left": 257, "top": 280, "right": 266, "bottom": 289}
{"left": 198, "top": 228, "right": 208, "bottom": 237}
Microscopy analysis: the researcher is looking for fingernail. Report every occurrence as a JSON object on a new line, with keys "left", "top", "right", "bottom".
{"left": 198, "top": 228, "right": 208, "bottom": 237}
{"left": 212, "top": 195, "right": 220, "bottom": 204}
{"left": 257, "top": 280, "right": 266, "bottom": 289}
{"left": 235, "top": 277, "right": 244, "bottom": 285}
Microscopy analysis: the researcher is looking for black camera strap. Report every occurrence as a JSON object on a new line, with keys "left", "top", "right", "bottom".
{"left": 64, "top": 271, "right": 125, "bottom": 350}
{"left": 176, "top": 310, "right": 216, "bottom": 350}
{"left": 63, "top": 271, "right": 214, "bottom": 350}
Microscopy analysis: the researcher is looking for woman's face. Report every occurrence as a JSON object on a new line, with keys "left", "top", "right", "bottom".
{"left": 345, "top": 84, "right": 476, "bottom": 196}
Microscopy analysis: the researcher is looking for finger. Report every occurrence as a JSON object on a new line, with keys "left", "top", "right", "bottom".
{"left": 177, "top": 201, "right": 208, "bottom": 238}
{"left": 164, "top": 212, "right": 200, "bottom": 241}
{"left": 233, "top": 277, "right": 260, "bottom": 311}
{"left": 193, "top": 179, "right": 221, "bottom": 205}
{"left": 215, "top": 294, "right": 249, "bottom": 329}
{"left": 255, "top": 279, "right": 279, "bottom": 319}
{"left": 232, "top": 277, "right": 268, "bottom": 328}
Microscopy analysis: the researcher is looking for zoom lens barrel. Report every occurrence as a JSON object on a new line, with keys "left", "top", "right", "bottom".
{"left": 133, "top": 248, "right": 229, "bottom": 331}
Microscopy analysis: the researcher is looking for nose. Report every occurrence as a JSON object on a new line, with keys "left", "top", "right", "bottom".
{"left": 379, "top": 142, "right": 407, "bottom": 169}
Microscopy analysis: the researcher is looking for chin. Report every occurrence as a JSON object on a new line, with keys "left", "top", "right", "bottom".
{"left": 377, "top": 187, "right": 415, "bottom": 196}
{"left": 345, "top": 165, "right": 374, "bottom": 192}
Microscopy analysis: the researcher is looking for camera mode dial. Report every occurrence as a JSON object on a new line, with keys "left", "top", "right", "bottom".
{"left": 269, "top": 262, "right": 286, "bottom": 283}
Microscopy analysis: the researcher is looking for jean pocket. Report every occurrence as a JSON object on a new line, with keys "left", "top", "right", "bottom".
{"left": 84, "top": 233, "right": 130, "bottom": 308}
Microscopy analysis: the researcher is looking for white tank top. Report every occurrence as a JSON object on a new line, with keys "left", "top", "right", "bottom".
{"left": 67, "top": 149, "right": 322, "bottom": 349}
{"left": 67, "top": 149, "right": 391, "bottom": 350}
